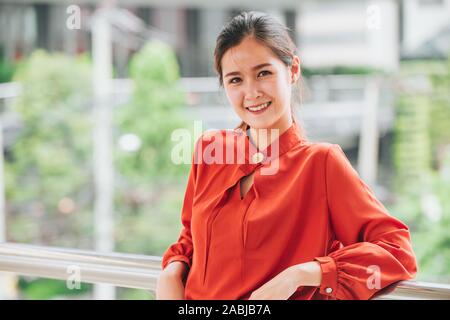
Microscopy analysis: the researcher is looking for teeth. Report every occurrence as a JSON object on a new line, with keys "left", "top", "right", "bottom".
{"left": 247, "top": 102, "right": 271, "bottom": 112}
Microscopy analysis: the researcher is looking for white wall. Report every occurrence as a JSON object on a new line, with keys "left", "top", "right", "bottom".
{"left": 403, "top": 0, "right": 450, "bottom": 51}
{"left": 297, "top": 0, "right": 399, "bottom": 71}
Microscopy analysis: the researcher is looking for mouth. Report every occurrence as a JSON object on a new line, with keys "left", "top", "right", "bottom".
{"left": 246, "top": 101, "right": 272, "bottom": 115}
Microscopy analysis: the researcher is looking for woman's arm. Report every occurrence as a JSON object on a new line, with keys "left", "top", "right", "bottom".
{"left": 158, "top": 137, "right": 204, "bottom": 299}
{"left": 311, "top": 145, "right": 417, "bottom": 299}
{"left": 248, "top": 261, "right": 322, "bottom": 300}
{"left": 156, "top": 261, "right": 189, "bottom": 300}
{"left": 289, "top": 261, "right": 322, "bottom": 287}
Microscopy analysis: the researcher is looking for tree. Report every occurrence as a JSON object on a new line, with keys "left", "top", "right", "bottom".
{"left": 114, "top": 41, "right": 190, "bottom": 255}
{"left": 5, "top": 50, "right": 93, "bottom": 247}
{"left": 390, "top": 56, "right": 450, "bottom": 282}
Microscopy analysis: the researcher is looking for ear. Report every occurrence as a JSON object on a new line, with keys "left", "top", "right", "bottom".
{"left": 290, "top": 55, "right": 301, "bottom": 84}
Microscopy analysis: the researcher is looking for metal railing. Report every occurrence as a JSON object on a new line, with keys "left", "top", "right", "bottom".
{"left": 0, "top": 242, "right": 160, "bottom": 292}
{"left": 1, "top": 242, "right": 450, "bottom": 300}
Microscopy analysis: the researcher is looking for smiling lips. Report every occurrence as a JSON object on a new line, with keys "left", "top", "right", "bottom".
{"left": 246, "top": 101, "right": 272, "bottom": 114}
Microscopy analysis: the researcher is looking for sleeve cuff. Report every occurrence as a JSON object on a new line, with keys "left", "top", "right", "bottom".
{"left": 314, "top": 256, "right": 338, "bottom": 298}
{"left": 162, "top": 255, "right": 191, "bottom": 271}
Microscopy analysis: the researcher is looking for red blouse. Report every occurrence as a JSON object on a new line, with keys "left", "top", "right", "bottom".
{"left": 161, "top": 122, "right": 417, "bottom": 300}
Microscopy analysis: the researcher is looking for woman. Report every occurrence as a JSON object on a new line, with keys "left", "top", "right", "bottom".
{"left": 156, "top": 11, "right": 417, "bottom": 300}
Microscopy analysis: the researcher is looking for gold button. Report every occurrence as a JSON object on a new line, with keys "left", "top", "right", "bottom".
{"left": 251, "top": 152, "right": 264, "bottom": 164}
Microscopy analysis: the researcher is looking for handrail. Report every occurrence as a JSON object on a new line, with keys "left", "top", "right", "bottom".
{"left": 1, "top": 242, "right": 449, "bottom": 300}
{"left": 0, "top": 242, "right": 160, "bottom": 291}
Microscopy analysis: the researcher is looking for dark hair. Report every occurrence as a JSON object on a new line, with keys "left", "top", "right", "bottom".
{"left": 214, "top": 11, "right": 302, "bottom": 131}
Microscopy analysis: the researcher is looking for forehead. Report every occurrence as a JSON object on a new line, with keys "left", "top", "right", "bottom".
{"left": 221, "top": 36, "right": 281, "bottom": 73}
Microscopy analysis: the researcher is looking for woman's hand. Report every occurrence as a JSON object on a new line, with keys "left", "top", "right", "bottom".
{"left": 248, "top": 266, "right": 300, "bottom": 300}
{"left": 156, "top": 261, "right": 188, "bottom": 300}
{"left": 248, "top": 261, "right": 322, "bottom": 300}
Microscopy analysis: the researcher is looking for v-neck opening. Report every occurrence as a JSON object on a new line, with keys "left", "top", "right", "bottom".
{"left": 245, "top": 127, "right": 260, "bottom": 152}
{"left": 238, "top": 174, "right": 254, "bottom": 201}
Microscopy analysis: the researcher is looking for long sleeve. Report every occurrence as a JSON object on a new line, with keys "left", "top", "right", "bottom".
{"left": 314, "top": 144, "right": 418, "bottom": 300}
{"left": 161, "top": 140, "right": 198, "bottom": 271}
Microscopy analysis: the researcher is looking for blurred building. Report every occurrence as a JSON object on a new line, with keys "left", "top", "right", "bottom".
{"left": 1, "top": 0, "right": 449, "bottom": 77}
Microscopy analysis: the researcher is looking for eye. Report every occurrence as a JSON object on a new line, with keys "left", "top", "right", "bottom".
{"left": 258, "top": 70, "right": 272, "bottom": 77}
{"left": 229, "top": 77, "right": 241, "bottom": 84}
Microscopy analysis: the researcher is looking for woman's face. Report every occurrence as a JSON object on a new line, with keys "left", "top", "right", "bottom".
{"left": 221, "top": 36, "right": 300, "bottom": 131}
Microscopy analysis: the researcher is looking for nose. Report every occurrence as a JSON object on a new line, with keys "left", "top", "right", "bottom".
{"left": 244, "top": 79, "right": 262, "bottom": 102}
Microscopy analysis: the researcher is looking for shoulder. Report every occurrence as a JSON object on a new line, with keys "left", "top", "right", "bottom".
{"left": 308, "top": 142, "right": 358, "bottom": 177}
{"left": 194, "top": 128, "right": 244, "bottom": 151}
{"left": 296, "top": 141, "right": 338, "bottom": 159}
{"left": 293, "top": 142, "right": 359, "bottom": 186}
{"left": 294, "top": 142, "right": 352, "bottom": 170}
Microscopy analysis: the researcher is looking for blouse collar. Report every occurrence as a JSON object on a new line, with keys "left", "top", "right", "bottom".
{"left": 235, "top": 122, "right": 307, "bottom": 173}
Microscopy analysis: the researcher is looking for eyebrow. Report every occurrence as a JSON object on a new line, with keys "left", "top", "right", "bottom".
{"left": 224, "top": 63, "right": 273, "bottom": 78}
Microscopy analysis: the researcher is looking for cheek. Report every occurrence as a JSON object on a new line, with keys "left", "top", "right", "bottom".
{"left": 226, "top": 88, "right": 244, "bottom": 109}
{"left": 275, "top": 78, "right": 292, "bottom": 102}
{"left": 263, "top": 82, "right": 279, "bottom": 100}
{"left": 260, "top": 79, "right": 287, "bottom": 105}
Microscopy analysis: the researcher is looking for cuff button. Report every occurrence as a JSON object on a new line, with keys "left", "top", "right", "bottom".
{"left": 325, "top": 287, "right": 333, "bottom": 294}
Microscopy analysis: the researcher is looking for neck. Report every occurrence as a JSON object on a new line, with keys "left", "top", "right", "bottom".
{"left": 249, "top": 116, "right": 293, "bottom": 151}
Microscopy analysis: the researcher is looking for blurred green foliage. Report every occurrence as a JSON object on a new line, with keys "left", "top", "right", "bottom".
{"left": 0, "top": 60, "right": 16, "bottom": 83}
{"left": 390, "top": 56, "right": 450, "bottom": 282}
{"left": 113, "top": 41, "right": 191, "bottom": 256}
{"left": 5, "top": 50, "right": 93, "bottom": 247}
{"left": 302, "top": 65, "right": 382, "bottom": 77}
{"left": 18, "top": 277, "right": 92, "bottom": 300}
{"left": 117, "top": 287, "right": 155, "bottom": 300}
{"left": 0, "top": 51, "right": 17, "bottom": 83}
{"left": 114, "top": 41, "right": 188, "bottom": 183}
{"left": 5, "top": 41, "right": 192, "bottom": 299}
